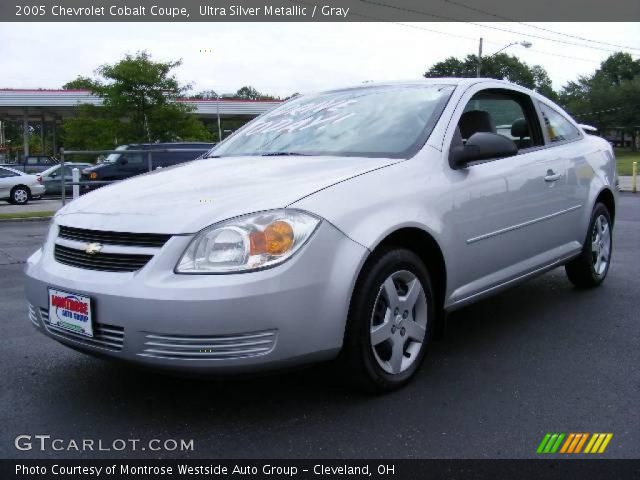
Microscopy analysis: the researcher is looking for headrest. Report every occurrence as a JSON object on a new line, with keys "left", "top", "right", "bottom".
{"left": 459, "top": 110, "right": 496, "bottom": 139}
{"left": 511, "top": 118, "right": 529, "bottom": 138}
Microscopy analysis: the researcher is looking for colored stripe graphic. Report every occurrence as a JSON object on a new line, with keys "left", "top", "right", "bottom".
{"left": 575, "top": 433, "right": 589, "bottom": 453}
{"left": 537, "top": 433, "right": 565, "bottom": 454}
{"left": 585, "top": 433, "right": 614, "bottom": 454}
{"left": 539, "top": 433, "right": 613, "bottom": 454}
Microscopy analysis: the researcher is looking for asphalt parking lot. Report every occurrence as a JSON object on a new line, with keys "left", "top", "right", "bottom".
{"left": 1, "top": 194, "right": 638, "bottom": 460}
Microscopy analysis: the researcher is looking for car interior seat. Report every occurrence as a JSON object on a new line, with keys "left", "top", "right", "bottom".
{"left": 459, "top": 110, "right": 497, "bottom": 141}
{"left": 511, "top": 118, "right": 531, "bottom": 149}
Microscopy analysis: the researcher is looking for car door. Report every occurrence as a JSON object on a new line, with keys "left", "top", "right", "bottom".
{"left": 536, "top": 101, "right": 591, "bottom": 245}
{"left": 0, "top": 167, "right": 18, "bottom": 198}
{"left": 42, "top": 166, "right": 61, "bottom": 194}
{"left": 445, "top": 86, "right": 578, "bottom": 303}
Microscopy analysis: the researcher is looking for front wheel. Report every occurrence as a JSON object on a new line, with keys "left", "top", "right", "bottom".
{"left": 565, "top": 203, "right": 613, "bottom": 288}
{"left": 342, "top": 248, "right": 435, "bottom": 392}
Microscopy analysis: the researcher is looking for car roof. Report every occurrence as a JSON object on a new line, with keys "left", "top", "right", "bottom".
{"left": 310, "top": 77, "right": 536, "bottom": 96}
{"left": 125, "top": 142, "right": 215, "bottom": 147}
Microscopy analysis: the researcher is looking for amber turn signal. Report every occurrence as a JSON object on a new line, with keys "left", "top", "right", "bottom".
{"left": 249, "top": 220, "right": 295, "bottom": 256}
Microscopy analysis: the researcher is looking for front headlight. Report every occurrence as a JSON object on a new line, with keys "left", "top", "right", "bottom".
{"left": 175, "top": 209, "right": 321, "bottom": 274}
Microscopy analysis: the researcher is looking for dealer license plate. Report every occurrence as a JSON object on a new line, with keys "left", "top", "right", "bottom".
{"left": 48, "top": 288, "right": 93, "bottom": 337}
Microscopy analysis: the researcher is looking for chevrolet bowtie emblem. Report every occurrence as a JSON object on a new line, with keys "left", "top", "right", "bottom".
{"left": 84, "top": 242, "right": 103, "bottom": 255}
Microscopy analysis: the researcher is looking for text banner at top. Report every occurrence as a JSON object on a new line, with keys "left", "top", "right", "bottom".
{"left": 2, "top": 0, "right": 640, "bottom": 22}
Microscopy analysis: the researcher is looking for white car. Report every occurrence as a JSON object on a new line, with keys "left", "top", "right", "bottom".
{"left": 0, "top": 166, "right": 46, "bottom": 205}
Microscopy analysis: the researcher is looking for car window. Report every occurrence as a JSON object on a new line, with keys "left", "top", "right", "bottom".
{"left": 459, "top": 89, "right": 541, "bottom": 150}
{"left": 121, "top": 153, "right": 145, "bottom": 165}
{"left": 26, "top": 157, "right": 39, "bottom": 165}
{"left": 0, "top": 167, "right": 18, "bottom": 178}
{"left": 538, "top": 103, "right": 582, "bottom": 143}
{"left": 63, "top": 165, "right": 86, "bottom": 176}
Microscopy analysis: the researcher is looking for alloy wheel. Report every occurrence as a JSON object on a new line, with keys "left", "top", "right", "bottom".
{"left": 14, "top": 189, "right": 28, "bottom": 204}
{"left": 591, "top": 214, "right": 611, "bottom": 277}
{"left": 369, "top": 270, "right": 428, "bottom": 374}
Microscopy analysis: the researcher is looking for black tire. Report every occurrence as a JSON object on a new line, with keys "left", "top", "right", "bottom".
{"left": 9, "top": 185, "right": 30, "bottom": 205}
{"left": 342, "top": 248, "right": 435, "bottom": 392}
{"left": 565, "top": 203, "right": 612, "bottom": 288}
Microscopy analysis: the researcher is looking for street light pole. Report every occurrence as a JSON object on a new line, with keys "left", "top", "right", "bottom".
{"left": 476, "top": 37, "right": 483, "bottom": 78}
{"left": 477, "top": 39, "right": 532, "bottom": 78}
{"left": 216, "top": 95, "right": 222, "bottom": 142}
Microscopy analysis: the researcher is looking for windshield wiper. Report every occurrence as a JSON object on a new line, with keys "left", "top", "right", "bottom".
{"left": 261, "top": 152, "right": 311, "bottom": 157}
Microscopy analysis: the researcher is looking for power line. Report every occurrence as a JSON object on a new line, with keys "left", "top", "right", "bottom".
{"left": 287, "top": 0, "right": 602, "bottom": 64}
{"left": 360, "top": 0, "right": 632, "bottom": 54}
{"left": 390, "top": 22, "right": 598, "bottom": 63}
{"left": 517, "top": 23, "right": 640, "bottom": 52}
{"left": 441, "top": 0, "right": 640, "bottom": 52}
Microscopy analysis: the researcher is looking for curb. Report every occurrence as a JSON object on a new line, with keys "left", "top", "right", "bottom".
{"left": 0, "top": 215, "right": 53, "bottom": 223}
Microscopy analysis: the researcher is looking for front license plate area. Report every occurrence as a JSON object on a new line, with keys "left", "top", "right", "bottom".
{"left": 48, "top": 288, "right": 93, "bottom": 337}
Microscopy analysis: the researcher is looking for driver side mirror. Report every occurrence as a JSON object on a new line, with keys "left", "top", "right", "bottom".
{"left": 449, "top": 132, "right": 518, "bottom": 169}
{"left": 117, "top": 157, "right": 128, "bottom": 165}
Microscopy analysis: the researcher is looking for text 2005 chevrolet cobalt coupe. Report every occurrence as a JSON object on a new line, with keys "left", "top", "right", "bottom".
{"left": 25, "top": 79, "right": 616, "bottom": 391}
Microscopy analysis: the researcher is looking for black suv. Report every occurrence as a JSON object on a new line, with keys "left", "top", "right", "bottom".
{"left": 82, "top": 142, "right": 215, "bottom": 183}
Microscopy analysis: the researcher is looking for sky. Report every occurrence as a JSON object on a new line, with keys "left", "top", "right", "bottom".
{"left": 1, "top": 22, "right": 639, "bottom": 97}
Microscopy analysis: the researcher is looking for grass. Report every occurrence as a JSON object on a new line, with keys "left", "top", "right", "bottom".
{"left": 615, "top": 148, "right": 640, "bottom": 176}
{"left": 0, "top": 211, "right": 54, "bottom": 220}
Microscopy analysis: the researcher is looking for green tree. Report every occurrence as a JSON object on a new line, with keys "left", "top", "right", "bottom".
{"left": 191, "top": 89, "right": 219, "bottom": 99}
{"left": 424, "top": 53, "right": 556, "bottom": 99}
{"left": 560, "top": 52, "right": 640, "bottom": 150}
{"left": 62, "top": 76, "right": 96, "bottom": 90}
{"left": 62, "top": 51, "right": 211, "bottom": 150}
{"left": 233, "top": 86, "right": 277, "bottom": 100}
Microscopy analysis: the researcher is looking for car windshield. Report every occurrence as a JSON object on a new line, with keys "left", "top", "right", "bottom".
{"left": 211, "top": 84, "right": 455, "bottom": 158}
{"left": 105, "top": 145, "right": 129, "bottom": 163}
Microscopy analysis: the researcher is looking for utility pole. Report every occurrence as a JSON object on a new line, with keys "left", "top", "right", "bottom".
{"left": 216, "top": 95, "right": 222, "bottom": 142}
{"left": 476, "top": 37, "right": 483, "bottom": 78}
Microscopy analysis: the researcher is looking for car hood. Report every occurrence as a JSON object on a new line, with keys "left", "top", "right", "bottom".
{"left": 55, "top": 155, "right": 400, "bottom": 234}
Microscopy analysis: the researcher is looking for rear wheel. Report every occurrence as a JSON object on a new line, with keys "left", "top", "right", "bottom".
{"left": 565, "top": 203, "right": 612, "bottom": 288}
{"left": 342, "top": 248, "right": 435, "bottom": 392}
{"left": 9, "top": 186, "right": 30, "bottom": 205}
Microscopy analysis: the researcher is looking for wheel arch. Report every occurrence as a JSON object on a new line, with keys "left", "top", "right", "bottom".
{"left": 595, "top": 187, "right": 616, "bottom": 225}
{"left": 365, "top": 227, "right": 448, "bottom": 315}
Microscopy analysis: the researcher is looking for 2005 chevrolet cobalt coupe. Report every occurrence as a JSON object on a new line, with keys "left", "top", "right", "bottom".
{"left": 25, "top": 79, "right": 617, "bottom": 391}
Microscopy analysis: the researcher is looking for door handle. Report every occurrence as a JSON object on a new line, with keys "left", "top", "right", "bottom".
{"left": 544, "top": 170, "right": 562, "bottom": 182}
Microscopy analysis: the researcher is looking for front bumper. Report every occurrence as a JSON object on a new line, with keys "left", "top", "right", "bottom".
{"left": 25, "top": 220, "right": 368, "bottom": 373}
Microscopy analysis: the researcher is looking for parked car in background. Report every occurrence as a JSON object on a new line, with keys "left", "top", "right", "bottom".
{"left": 25, "top": 79, "right": 616, "bottom": 391}
{"left": 37, "top": 163, "right": 93, "bottom": 195}
{"left": 81, "top": 142, "right": 215, "bottom": 185}
{"left": 0, "top": 155, "right": 59, "bottom": 174}
{"left": 0, "top": 166, "right": 45, "bottom": 204}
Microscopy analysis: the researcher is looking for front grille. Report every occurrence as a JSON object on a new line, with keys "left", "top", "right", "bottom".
{"left": 54, "top": 244, "right": 152, "bottom": 272}
{"left": 41, "top": 308, "right": 125, "bottom": 351}
{"left": 58, "top": 225, "right": 171, "bottom": 248}
{"left": 138, "top": 330, "right": 277, "bottom": 360}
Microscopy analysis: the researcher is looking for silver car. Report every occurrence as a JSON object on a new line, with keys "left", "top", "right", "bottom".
{"left": 1, "top": 166, "right": 46, "bottom": 204}
{"left": 25, "top": 79, "right": 616, "bottom": 391}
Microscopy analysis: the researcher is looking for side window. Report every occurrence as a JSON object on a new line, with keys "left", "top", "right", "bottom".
{"left": 538, "top": 103, "right": 582, "bottom": 143}
{"left": 26, "top": 157, "right": 38, "bottom": 165}
{"left": 0, "top": 168, "right": 17, "bottom": 178}
{"left": 122, "top": 153, "right": 145, "bottom": 165}
{"left": 459, "top": 90, "right": 541, "bottom": 150}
